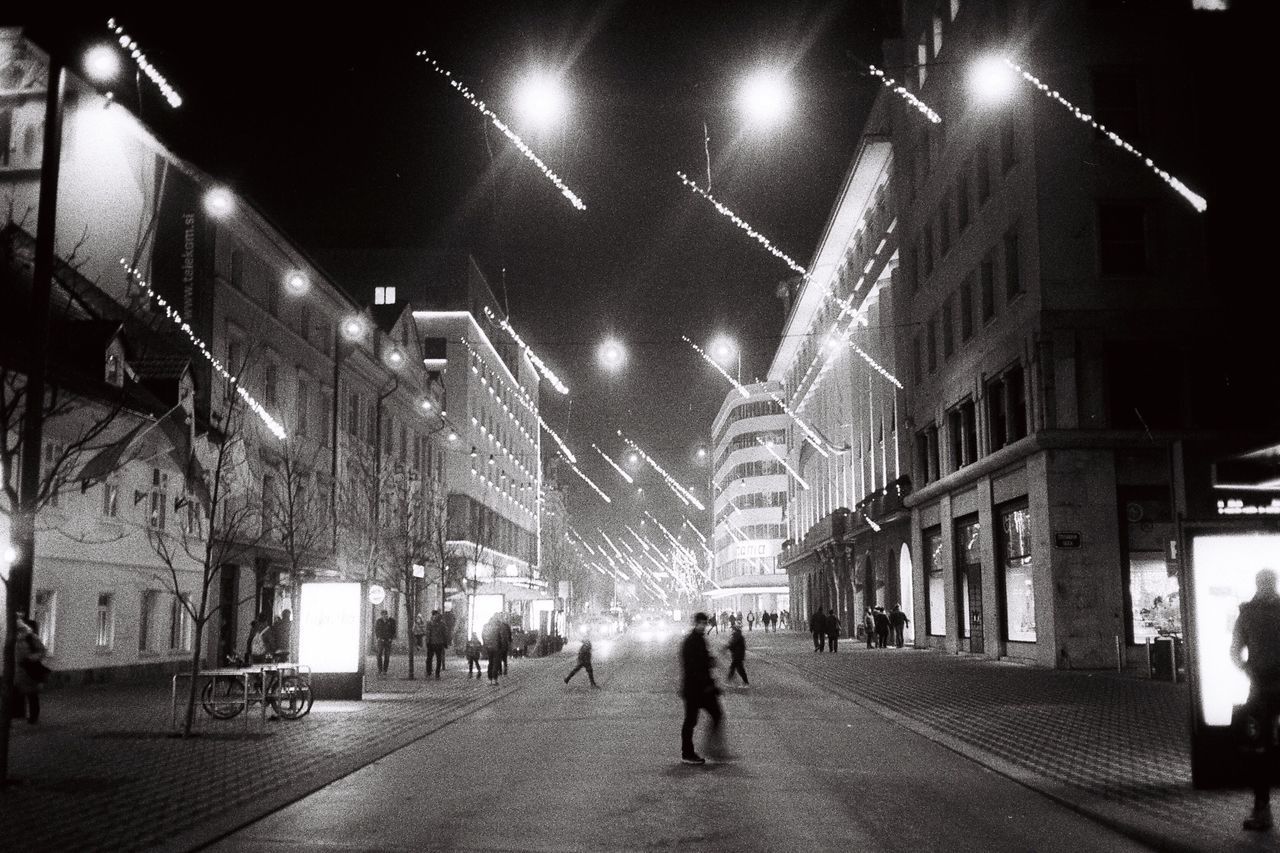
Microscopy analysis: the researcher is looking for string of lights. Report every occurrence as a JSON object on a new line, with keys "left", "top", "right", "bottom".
{"left": 107, "top": 18, "right": 183, "bottom": 108}
{"left": 868, "top": 63, "right": 940, "bottom": 124}
{"left": 677, "top": 172, "right": 810, "bottom": 278}
{"left": 682, "top": 517, "right": 707, "bottom": 545}
{"left": 759, "top": 438, "right": 811, "bottom": 490}
{"left": 849, "top": 343, "right": 903, "bottom": 390}
{"left": 592, "top": 443, "right": 634, "bottom": 484}
{"left": 419, "top": 54, "right": 587, "bottom": 211}
{"left": 683, "top": 336, "right": 750, "bottom": 399}
{"left": 1002, "top": 57, "right": 1206, "bottom": 213}
{"left": 560, "top": 452, "right": 612, "bottom": 504}
{"left": 619, "top": 431, "right": 705, "bottom": 511}
{"left": 482, "top": 305, "right": 569, "bottom": 394}
{"left": 765, "top": 388, "right": 832, "bottom": 457}
{"left": 120, "top": 260, "right": 286, "bottom": 439}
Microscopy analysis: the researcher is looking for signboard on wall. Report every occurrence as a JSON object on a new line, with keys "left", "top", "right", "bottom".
{"left": 298, "top": 582, "right": 362, "bottom": 674}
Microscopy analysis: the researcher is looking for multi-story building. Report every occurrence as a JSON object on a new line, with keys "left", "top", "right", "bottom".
{"left": 707, "top": 382, "right": 790, "bottom": 614}
{"left": 0, "top": 29, "right": 448, "bottom": 680}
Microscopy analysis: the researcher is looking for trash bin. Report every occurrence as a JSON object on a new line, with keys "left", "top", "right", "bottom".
{"left": 1152, "top": 636, "right": 1178, "bottom": 682}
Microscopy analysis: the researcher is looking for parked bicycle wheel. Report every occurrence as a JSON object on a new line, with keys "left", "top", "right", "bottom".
{"left": 201, "top": 676, "right": 246, "bottom": 719}
{"left": 270, "top": 675, "right": 313, "bottom": 720}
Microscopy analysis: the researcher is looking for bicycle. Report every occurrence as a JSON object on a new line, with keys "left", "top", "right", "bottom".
{"left": 200, "top": 653, "right": 314, "bottom": 720}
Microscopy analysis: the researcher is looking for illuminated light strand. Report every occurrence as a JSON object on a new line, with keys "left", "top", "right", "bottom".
{"left": 642, "top": 510, "right": 696, "bottom": 561}
{"left": 677, "top": 172, "right": 809, "bottom": 277}
{"left": 592, "top": 443, "right": 634, "bottom": 484}
{"left": 766, "top": 389, "right": 832, "bottom": 457}
{"left": 682, "top": 517, "right": 707, "bottom": 545}
{"left": 619, "top": 431, "right": 705, "bottom": 511}
{"left": 625, "top": 526, "right": 653, "bottom": 553}
{"left": 599, "top": 530, "right": 626, "bottom": 561}
{"left": 461, "top": 339, "right": 575, "bottom": 467}
{"left": 868, "top": 64, "right": 940, "bottom": 124}
{"left": 107, "top": 18, "right": 183, "bottom": 108}
{"left": 866, "top": 515, "right": 882, "bottom": 532}
{"left": 1002, "top": 58, "right": 1205, "bottom": 213}
{"left": 760, "top": 440, "right": 810, "bottom": 490}
{"left": 120, "top": 260, "right": 285, "bottom": 439}
{"left": 683, "top": 336, "right": 750, "bottom": 399}
{"left": 482, "top": 305, "right": 569, "bottom": 394}
{"left": 419, "top": 54, "right": 586, "bottom": 211}
{"left": 559, "top": 452, "right": 611, "bottom": 504}
{"left": 849, "top": 343, "right": 903, "bottom": 390}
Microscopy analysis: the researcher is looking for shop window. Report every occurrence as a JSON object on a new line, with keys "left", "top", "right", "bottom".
{"left": 96, "top": 592, "right": 115, "bottom": 649}
{"left": 925, "top": 527, "right": 946, "bottom": 636}
{"left": 980, "top": 256, "right": 995, "bottom": 322}
{"left": 999, "top": 504, "right": 1036, "bottom": 641}
{"left": 960, "top": 275, "right": 975, "bottom": 342}
{"left": 1004, "top": 229, "right": 1023, "bottom": 300}
{"left": 956, "top": 519, "right": 981, "bottom": 639}
{"left": 33, "top": 590, "right": 56, "bottom": 654}
{"left": 987, "top": 364, "right": 1026, "bottom": 451}
{"left": 1098, "top": 203, "right": 1147, "bottom": 276}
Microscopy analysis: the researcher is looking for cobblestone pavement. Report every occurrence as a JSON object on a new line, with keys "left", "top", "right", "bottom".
{"left": 756, "top": 632, "right": 1271, "bottom": 853}
{"left": 2, "top": 651, "right": 547, "bottom": 852}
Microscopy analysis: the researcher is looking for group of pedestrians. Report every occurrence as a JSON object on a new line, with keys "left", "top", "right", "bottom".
{"left": 809, "top": 608, "right": 842, "bottom": 652}
{"left": 374, "top": 607, "right": 514, "bottom": 683}
{"left": 809, "top": 604, "right": 910, "bottom": 652}
{"left": 244, "top": 609, "right": 293, "bottom": 664}
{"left": 712, "top": 609, "right": 788, "bottom": 633}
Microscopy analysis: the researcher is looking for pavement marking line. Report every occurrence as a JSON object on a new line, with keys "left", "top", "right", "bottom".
{"left": 763, "top": 654, "right": 1271, "bottom": 853}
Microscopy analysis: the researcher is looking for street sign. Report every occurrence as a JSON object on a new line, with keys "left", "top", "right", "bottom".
{"left": 412, "top": 564, "right": 426, "bottom": 579}
{"left": 1053, "top": 531, "right": 1081, "bottom": 549}
{"left": 367, "top": 584, "right": 386, "bottom": 605}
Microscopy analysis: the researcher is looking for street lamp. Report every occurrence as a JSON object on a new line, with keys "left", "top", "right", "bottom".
{"left": 284, "top": 271, "right": 310, "bottom": 297}
{"left": 968, "top": 55, "right": 1017, "bottom": 105}
{"left": 710, "top": 335, "right": 741, "bottom": 383}
{"left": 514, "top": 72, "right": 569, "bottom": 128}
{"left": 202, "top": 186, "right": 235, "bottom": 219}
{"left": 737, "top": 70, "right": 792, "bottom": 127}
{"left": 598, "top": 339, "right": 626, "bottom": 371}
{"left": 84, "top": 45, "right": 122, "bottom": 86}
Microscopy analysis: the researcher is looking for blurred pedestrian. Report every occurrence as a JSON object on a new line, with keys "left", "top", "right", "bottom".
{"left": 679, "top": 612, "right": 722, "bottom": 765}
{"left": 426, "top": 609, "right": 450, "bottom": 679}
{"left": 890, "top": 605, "right": 910, "bottom": 648}
{"left": 709, "top": 612, "right": 718, "bottom": 634}
{"left": 565, "top": 638, "right": 598, "bottom": 687}
{"left": 873, "top": 606, "right": 891, "bottom": 649}
{"left": 247, "top": 616, "right": 272, "bottom": 664}
{"left": 499, "top": 616, "right": 513, "bottom": 675}
{"left": 413, "top": 611, "right": 427, "bottom": 650}
{"left": 864, "top": 608, "right": 876, "bottom": 649}
{"left": 271, "top": 609, "right": 293, "bottom": 660}
{"left": 13, "top": 617, "right": 48, "bottom": 724}
{"left": 464, "top": 632, "right": 484, "bottom": 678}
{"left": 374, "top": 609, "right": 396, "bottom": 675}
{"left": 825, "top": 608, "right": 841, "bottom": 653}
{"left": 811, "top": 608, "right": 826, "bottom": 652}
{"left": 1231, "top": 567, "right": 1280, "bottom": 831}
{"left": 482, "top": 615, "right": 502, "bottom": 684}
{"left": 746, "top": 610, "right": 755, "bottom": 632}
{"left": 725, "top": 625, "right": 749, "bottom": 686}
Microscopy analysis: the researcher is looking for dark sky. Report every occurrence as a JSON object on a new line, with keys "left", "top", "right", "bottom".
{"left": 17, "top": 1, "right": 896, "bottom": 545}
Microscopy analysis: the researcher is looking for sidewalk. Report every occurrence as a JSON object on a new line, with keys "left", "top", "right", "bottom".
{"left": 2, "top": 651, "right": 552, "bottom": 853}
{"left": 760, "top": 632, "right": 1270, "bottom": 853}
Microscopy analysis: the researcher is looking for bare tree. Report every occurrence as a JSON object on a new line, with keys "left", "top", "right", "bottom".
{"left": 147, "top": 375, "right": 268, "bottom": 737}
{"left": 380, "top": 466, "right": 433, "bottom": 678}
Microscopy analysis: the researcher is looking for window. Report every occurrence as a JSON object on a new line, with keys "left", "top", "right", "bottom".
{"left": 96, "top": 593, "right": 115, "bottom": 649}
{"left": 33, "top": 590, "right": 56, "bottom": 653}
{"left": 942, "top": 295, "right": 955, "bottom": 359}
{"left": 170, "top": 594, "right": 193, "bottom": 651}
{"left": 149, "top": 468, "right": 168, "bottom": 530}
{"left": 948, "top": 399, "right": 978, "bottom": 471}
{"left": 939, "top": 198, "right": 951, "bottom": 256}
{"left": 263, "top": 362, "right": 279, "bottom": 408}
{"left": 102, "top": 476, "right": 120, "bottom": 518}
{"left": 229, "top": 248, "right": 244, "bottom": 290}
{"left": 1004, "top": 229, "right": 1023, "bottom": 299}
{"left": 917, "top": 35, "right": 929, "bottom": 88}
{"left": 980, "top": 256, "right": 996, "bottom": 322}
{"left": 105, "top": 352, "right": 123, "bottom": 387}
{"left": 1098, "top": 203, "right": 1146, "bottom": 276}
{"left": 976, "top": 146, "right": 991, "bottom": 205}
{"left": 374, "top": 286, "right": 397, "bottom": 305}
{"left": 927, "top": 423, "right": 940, "bottom": 483}
{"left": 987, "top": 364, "right": 1027, "bottom": 451}
{"left": 1092, "top": 68, "right": 1142, "bottom": 145}
{"left": 927, "top": 317, "right": 938, "bottom": 373}
{"left": 1000, "top": 117, "right": 1016, "bottom": 173}
{"left": 960, "top": 275, "right": 974, "bottom": 342}
{"left": 1000, "top": 504, "right": 1036, "bottom": 641}
{"left": 139, "top": 590, "right": 161, "bottom": 652}
{"left": 925, "top": 528, "right": 946, "bottom": 636}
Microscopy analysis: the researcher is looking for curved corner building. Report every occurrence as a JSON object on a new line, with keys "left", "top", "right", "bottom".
{"left": 708, "top": 381, "right": 790, "bottom": 615}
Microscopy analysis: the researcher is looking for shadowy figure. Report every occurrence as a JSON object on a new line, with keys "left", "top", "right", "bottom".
{"left": 825, "top": 608, "right": 841, "bottom": 652}
{"left": 811, "top": 608, "right": 827, "bottom": 652}
{"left": 680, "top": 612, "right": 722, "bottom": 765}
{"left": 374, "top": 609, "right": 396, "bottom": 675}
{"left": 864, "top": 608, "right": 876, "bottom": 649}
{"left": 873, "top": 606, "right": 891, "bottom": 649}
{"left": 1232, "top": 567, "right": 1280, "bottom": 832}
{"left": 482, "top": 615, "right": 502, "bottom": 684}
{"left": 565, "top": 638, "right": 598, "bottom": 687}
{"left": 725, "top": 625, "right": 749, "bottom": 686}
{"left": 426, "top": 609, "right": 450, "bottom": 679}
{"left": 890, "top": 604, "right": 910, "bottom": 648}
{"left": 465, "top": 632, "right": 484, "bottom": 679}
{"left": 13, "top": 617, "right": 48, "bottom": 723}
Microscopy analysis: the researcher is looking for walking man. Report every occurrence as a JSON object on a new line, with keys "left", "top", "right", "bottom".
{"left": 811, "top": 607, "right": 827, "bottom": 652}
{"left": 426, "top": 609, "right": 450, "bottom": 679}
{"left": 482, "top": 614, "right": 502, "bottom": 684}
{"left": 465, "top": 632, "right": 484, "bottom": 678}
{"left": 746, "top": 610, "right": 755, "bottom": 632}
{"left": 825, "top": 608, "right": 841, "bottom": 653}
{"left": 873, "top": 606, "right": 891, "bottom": 649}
{"left": 864, "top": 608, "right": 876, "bottom": 649}
{"left": 565, "top": 638, "right": 598, "bottom": 687}
{"left": 374, "top": 609, "right": 396, "bottom": 675}
{"left": 680, "top": 612, "right": 723, "bottom": 765}
{"left": 499, "top": 616, "right": 513, "bottom": 675}
{"left": 890, "top": 604, "right": 910, "bottom": 648}
{"left": 725, "top": 625, "right": 749, "bottom": 686}
{"left": 1231, "top": 567, "right": 1280, "bottom": 831}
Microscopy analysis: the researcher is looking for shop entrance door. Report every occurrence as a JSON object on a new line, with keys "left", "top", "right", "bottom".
{"left": 966, "top": 563, "right": 984, "bottom": 653}
{"left": 955, "top": 518, "right": 984, "bottom": 654}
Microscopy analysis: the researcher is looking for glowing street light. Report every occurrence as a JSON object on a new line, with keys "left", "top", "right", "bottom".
{"left": 628, "top": 452, "right": 640, "bottom": 466}
{"left": 598, "top": 339, "right": 626, "bottom": 371}
{"left": 84, "top": 44, "right": 122, "bottom": 84}
{"left": 383, "top": 347, "right": 406, "bottom": 371}
{"left": 968, "top": 55, "right": 1017, "bottom": 104}
{"left": 514, "top": 73, "right": 569, "bottom": 127}
{"left": 737, "top": 70, "right": 792, "bottom": 127}
{"left": 202, "top": 186, "right": 235, "bottom": 219}
{"left": 284, "top": 270, "right": 310, "bottom": 296}
{"left": 340, "top": 315, "right": 367, "bottom": 342}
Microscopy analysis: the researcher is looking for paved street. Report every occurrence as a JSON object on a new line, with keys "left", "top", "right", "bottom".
{"left": 6, "top": 631, "right": 1273, "bottom": 852}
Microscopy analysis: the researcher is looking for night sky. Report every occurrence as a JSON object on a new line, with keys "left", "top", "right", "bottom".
{"left": 14, "top": 2, "right": 896, "bottom": 539}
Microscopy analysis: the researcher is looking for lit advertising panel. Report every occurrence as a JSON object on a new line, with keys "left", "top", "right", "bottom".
{"left": 1190, "top": 532, "right": 1280, "bottom": 726}
{"left": 299, "top": 582, "right": 362, "bottom": 673}
{"left": 471, "top": 593, "right": 505, "bottom": 635}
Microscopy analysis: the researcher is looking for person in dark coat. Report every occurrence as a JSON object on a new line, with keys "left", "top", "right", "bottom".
{"left": 725, "top": 625, "right": 749, "bottom": 686}
{"left": 873, "top": 606, "right": 891, "bottom": 649}
{"left": 679, "top": 612, "right": 722, "bottom": 765}
{"left": 825, "top": 608, "right": 841, "bottom": 652}
{"left": 374, "top": 609, "right": 396, "bottom": 675}
{"left": 864, "top": 608, "right": 876, "bottom": 649}
{"left": 565, "top": 638, "right": 598, "bottom": 687}
{"left": 426, "top": 610, "right": 450, "bottom": 679}
{"left": 271, "top": 610, "right": 293, "bottom": 660}
{"left": 464, "top": 632, "right": 484, "bottom": 678}
{"left": 890, "top": 605, "right": 910, "bottom": 648}
{"left": 1231, "top": 568, "right": 1280, "bottom": 831}
{"left": 811, "top": 608, "right": 827, "bottom": 652}
{"left": 482, "top": 615, "right": 502, "bottom": 684}
{"left": 498, "top": 617, "right": 514, "bottom": 675}
{"left": 13, "top": 618, "right": 47, "bottom": 723}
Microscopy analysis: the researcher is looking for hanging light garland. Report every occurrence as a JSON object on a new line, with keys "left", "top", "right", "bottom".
{"left": 683, "top": 336, "right": 750, "bottom": 399}
{"left": 677, "top": 172, "right": 810, "bottom": 277}
{"left": 120, "top": 260, "right": 286, "bottom": 439}
{"left": 681, "top": 517, "right": 708, "bottom": 545}
{"left": 868, "top": 64, "right": 940, "bottom": 124}
{"left": 619, "top": 431, "right": 705, "bottom": 511}
{"left": 419, "top": 54, "right": 586, "bottom": 211}
{"left": 592, "top": 443, "right": 634, "bottom": 484}
{"left": 1001, "top": 57, "right": 1205, "bottom": 213}
{"left": 106, "top": 18, "right": 183, "bottom": 108}
{"left": 849, "top": 343, "right": 903, "bottom": 390}
{"left": 482, "top": 305, "right": 569, "bottom": 394}
{"left": 759, "top": 438, "right": 810, "bottom": 490}
{"left": 559, "top": 452, "right": 612, "bottom": 504}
